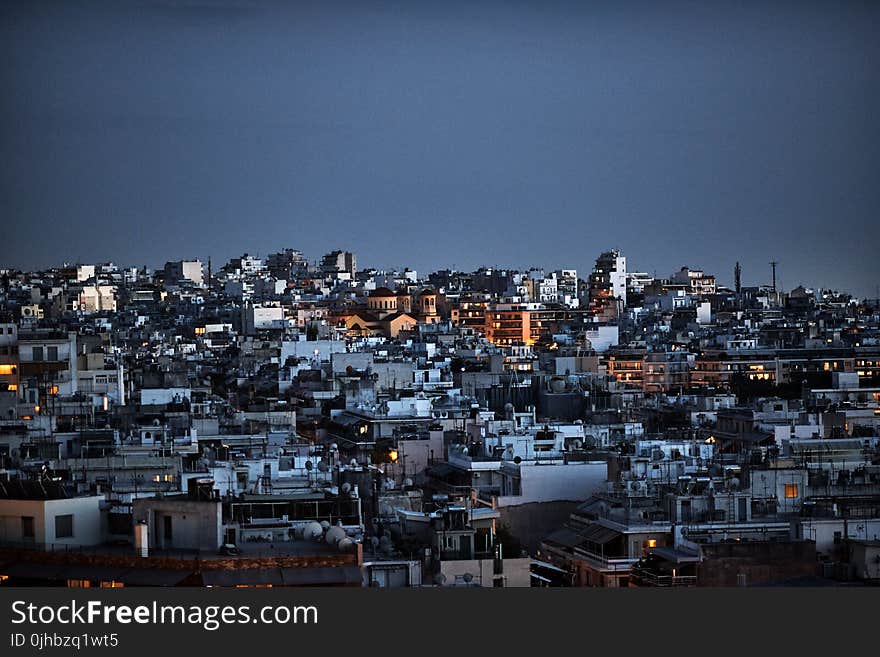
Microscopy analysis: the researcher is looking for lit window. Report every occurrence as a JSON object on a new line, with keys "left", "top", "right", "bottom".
{"left": 647, "top": 539, "right": 657, "bottom": 548}
{"left": 784, "top": 484, "right": 799, "bottom": 499}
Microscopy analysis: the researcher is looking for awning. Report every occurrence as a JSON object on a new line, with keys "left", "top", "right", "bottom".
{"left": 0, "top": 562, "right": 193, "bottom": 586}
{"left": 651, "top": 547, "right": 701, "bottom": 564}
{"left": 579, "top": 523, "right": 621, "bottom": 545}
{"left": 201, "top": 568, "right": 285, "bottom": 587}
{"left": 61, "top": 565, "right": 130, "bottom": 583}
{"left": 280, "top": 565, "right": 363, "bottom": 586}
{"left": 117, "top": 568, "right": 192, "bottom": 586}
{"left": 0, "top": 562, "right": 68, "bottom": 581}
{"left": 543, "top": 527, "right": 587, "bottom": 550}
{"left": 531, "top": 559, "right": 568, "bottom": 574}
{"left": 426, "top": 462, "right": 458, "bottom": 478}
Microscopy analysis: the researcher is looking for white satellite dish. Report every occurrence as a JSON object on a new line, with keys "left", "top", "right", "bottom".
{"left": 325, "top": 526, "right": 346, "bottom": 546}
{"left": 302, "top": 521, "right": 323, "bottom": 540}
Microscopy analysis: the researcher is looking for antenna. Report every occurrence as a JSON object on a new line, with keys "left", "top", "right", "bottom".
{"left": 769, "top": 261, "right": 778, "bottom": 293}
{"left": 734, "top": 261, "right": 742, "bottom": 294}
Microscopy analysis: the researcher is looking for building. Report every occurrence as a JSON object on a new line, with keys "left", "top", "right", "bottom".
{"left": 321, "top": 250, "right": 357, "bottom": 277}
{"left": 589, "top": 250, "right": 626, "bottom": 321}
{"left": 163, "top": 260, "right": 204, "bottom": 287}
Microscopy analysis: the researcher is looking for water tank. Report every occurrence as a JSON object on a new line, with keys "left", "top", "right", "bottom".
{"left": 549, "top": 377, "right": 566, "bottom": 393}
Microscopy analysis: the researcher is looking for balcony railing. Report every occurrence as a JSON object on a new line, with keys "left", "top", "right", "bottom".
{"left": 631, "top": 567, "right": 698, "bottom": 587}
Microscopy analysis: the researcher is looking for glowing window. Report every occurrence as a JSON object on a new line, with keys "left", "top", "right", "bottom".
{"left": 784, "top": 484, "right": 799, "bottom": 499}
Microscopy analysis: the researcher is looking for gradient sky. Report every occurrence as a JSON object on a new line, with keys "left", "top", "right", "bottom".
{"left": 2, "top": 0, "right": 879, "bottom": 295}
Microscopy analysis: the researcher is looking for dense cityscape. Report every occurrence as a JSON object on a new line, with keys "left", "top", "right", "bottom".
{"left": 0, "top": 249, "right": 878, "bottom": 587}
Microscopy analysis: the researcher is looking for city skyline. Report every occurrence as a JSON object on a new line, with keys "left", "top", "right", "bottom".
{"left": 1, "top": 248, "right": 865, "bottom": 301}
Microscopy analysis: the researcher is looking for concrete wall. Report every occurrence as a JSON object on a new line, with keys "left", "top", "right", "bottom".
{"left": 133, "top": 498, "right": 222, "bottom": 552}
{"left": 499, "top": 500, "right": 581, "bottom": 556}
{"left": 331, "top": 352, "right": 374, "bottom": 374}
{"left": 497, "top": 461, "right": 607, "bottom": 506}
{"left": 0, "top": 496, "right": 102, "bottom": 546}
{"left": 697, "top": 540, "right": 817, "bottom": 586}
{"left": 281, "top": 339, "right": 346, "bottom": 363}
{"left": 398, "top": 432, "right": 444, "bottom": 478}
{"left": 439, "top": 557, "right": 529, "bottom": 587}
{"left": 371, "top": 362, "right": 417, "bottom": 392}
{"left": 749, "top": 467, "right": 808, "bottom": 514}
{"left": 794, "top": 518, "right": 880, "bottom": 555}
{"left": 140, "top": 387, "right": 191, "bottom": 405}
{"left": 849, "top": 542, "right": 880, "bottom": 581}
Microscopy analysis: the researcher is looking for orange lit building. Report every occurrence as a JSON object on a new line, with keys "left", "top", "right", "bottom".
{"left": 605, "top": 348, "right": 646, "bottom": 388}
{"left": 484, "top": 303, "right": 543, "bottom": 346}
{"left": 454, "top": 294, "right": 489, "bottom": 331}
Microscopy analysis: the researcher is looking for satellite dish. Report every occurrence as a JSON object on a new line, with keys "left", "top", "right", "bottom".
{"left": 326, "top": 526, "right": 346, "bottom": 546}
{"left": 320, "top": 520, "right": 331, "bottom": 531}
{"left": 317, "top": 460, "right": 329, "bottom": 473}
{"left": 433, "top": 573, "right": 447, "bottom": 586}
{"left": 337, "top": 537, "right": 354, "bottom": 552}
{"left": 341, "top": 482, "right": 352, "bottom": 494}
{"left": 302, "top": 521, "right": 323, "bottom": 540}
{"left": 350, "top": 459, "right": 358, "bottom": 467}
{"left": 462, "top": 573, "right": 473, "bottom": 583}
{"left": 513, "top": 456, "right": 522, "bottom": 464}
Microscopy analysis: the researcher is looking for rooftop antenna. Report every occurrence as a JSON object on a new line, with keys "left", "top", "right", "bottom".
{"left": 770, "top": 261, "right": 778, "bottom": 293}
{"left": 734, "top": 261, "right": 742, "bottom": 294}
